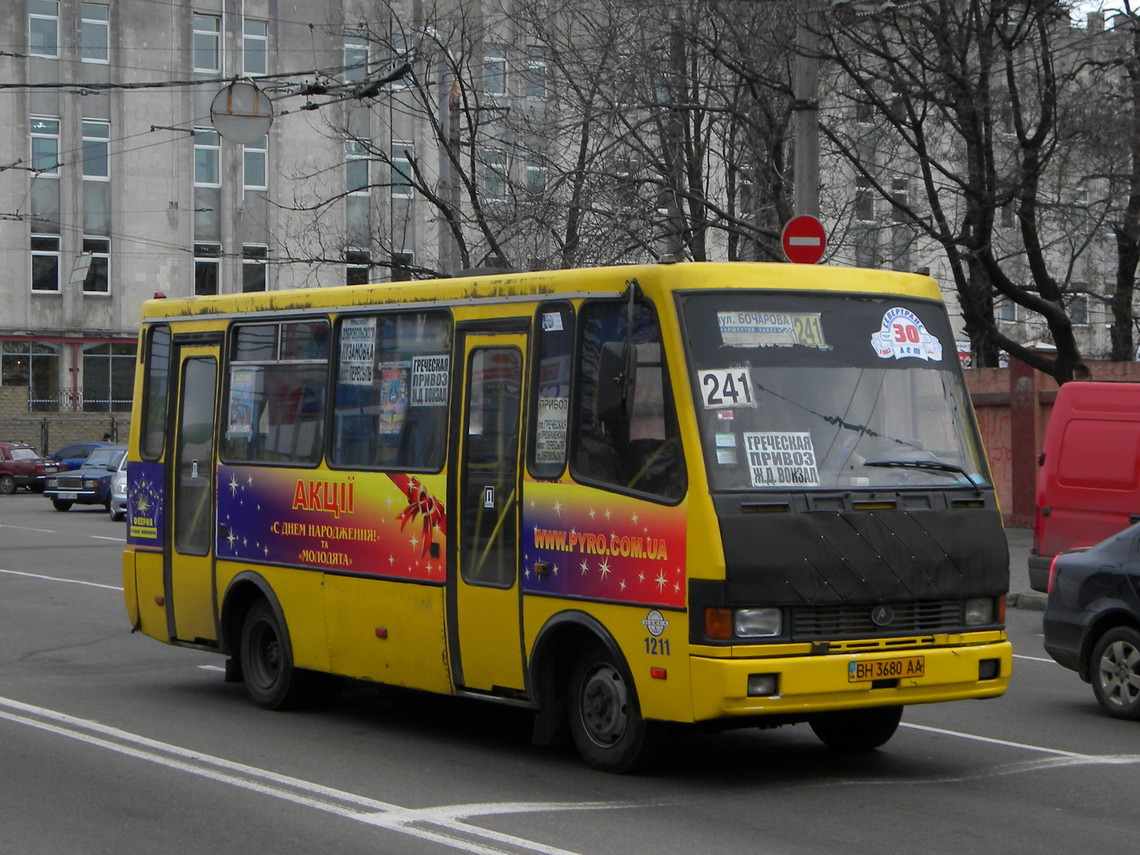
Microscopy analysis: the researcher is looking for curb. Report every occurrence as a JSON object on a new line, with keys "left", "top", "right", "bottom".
{"left": 1007, "top": 591, "right": 1047, "bottom": 612}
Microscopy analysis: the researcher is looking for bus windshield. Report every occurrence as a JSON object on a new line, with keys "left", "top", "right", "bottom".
{"left": 679, "top": 290, "right": 989, "bottom": 492}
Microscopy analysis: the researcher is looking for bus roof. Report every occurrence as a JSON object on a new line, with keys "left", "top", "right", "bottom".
{"left": 139, "top": 261, "right": 942, "bottom": 323}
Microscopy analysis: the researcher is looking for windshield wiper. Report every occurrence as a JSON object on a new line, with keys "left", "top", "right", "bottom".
{"left": 864, "top": 459, "right": 981, "bottom": 494}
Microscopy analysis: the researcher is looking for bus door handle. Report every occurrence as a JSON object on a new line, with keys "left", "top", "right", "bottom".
{"left": 534, "top": 560, "right": 551, "bottom": 577}
{"left": 217, "top": 522, "right": 229, "bottom": 541}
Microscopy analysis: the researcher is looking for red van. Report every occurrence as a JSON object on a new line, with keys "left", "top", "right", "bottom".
{"left": 1030, "top": 381, "right": 1140, "bottom": 591}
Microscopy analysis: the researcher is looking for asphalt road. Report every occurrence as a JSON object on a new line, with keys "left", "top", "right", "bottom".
{"left": 1, "top": 493, "right": 1137, "bottom": 855}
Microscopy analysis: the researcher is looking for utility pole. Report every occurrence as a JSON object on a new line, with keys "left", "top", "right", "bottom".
{"left": 792, "top": 0, "right": 820, "bottom": 218}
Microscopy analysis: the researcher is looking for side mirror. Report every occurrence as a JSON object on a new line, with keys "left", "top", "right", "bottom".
{"left": 595, "top": 341, "right": 637, "bottom": 422}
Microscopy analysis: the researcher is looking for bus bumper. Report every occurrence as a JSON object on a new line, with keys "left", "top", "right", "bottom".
{"left": 688, "top": 639, "right": 1012, "bottom": 722}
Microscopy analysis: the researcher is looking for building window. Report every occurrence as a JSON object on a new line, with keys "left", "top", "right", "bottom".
{"left": 31, "top": 236, "right": 60, "bottom": 292}
{"left": 484, "top": 45, "right": 508, "bottom": 96}
{"left": 345, "top": 35, "right": 368, "bottom": 83}
{"left": 29, "top": 0, "right": 59, "bottom": 58}
{"left": 855, "top": 173, "right": 874, "bottom": 221}
{"left": 391, "top": 141, "right": 413, "bottom": 199}
{"left": 526, "top": 46, "right": 547, "bottom": 99}
{"left": 526, "top": 156, "right": 547, "bottom": 195}
{"left": 242, "top": 245, "right": 267, "bottom": 292}
{"left": 391, "top": 251, "right": 413, "bottom": 281}
{"left": 194, "top": 243, "right": 222, "bottom": 295}
{"left": 82, "top": 237, "right": 110, "bottom": 294}
{"left": 996, "top": 298, "right": 1017, "bottom": 324}
{"left": 81, "top": 3, "right": 110, "bottom": 63}
{"left": 194, "top": 129, "right": 221, "bottom": 186}
{"left": 1069, "top": 293, "right": 1089, "bottom": 326}
{"left": 30, "top": 117, "right": 60, "bottom": 175}
{"left": 346, "top": 250, "right": 371, "bottom": 285}
{"left": 82, "top": 343, "right": 135, "bottom": 412}
{"left": 346, "top": 139, "right": 369, "bottom": 194}
{"left": 244, "top": 134, "right": 267, "bottom": 191}
{"left": 81, "top": 120, "right": 110, "bottom": 178}
{"left": 483, "top": 148, "right": 508, "bottom": 200}
{"left": 193, "top": 14, "right": 221, "bottom": 72}
{"left": 3, "top": 341, "right": 60, "bottom": 412}
{"left": 243, "top": 19, "right": 268, "bottom": 76}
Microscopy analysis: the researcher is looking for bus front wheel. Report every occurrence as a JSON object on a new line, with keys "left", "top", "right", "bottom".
{"left": 567, "top": 646, "right": 659, "bottom": 773}
{"left": 240, "top": 599, "right": 304, "bottom": 710}
{"left": 808, "top": 705, "right": 902, "bottom": 752}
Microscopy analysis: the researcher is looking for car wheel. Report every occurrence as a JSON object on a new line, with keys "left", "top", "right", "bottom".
{"left": 52, "top": 499, "right": 73, "bottom": 511}
{"left": 0, "top": 475, "right": 15, "bottom": 495}
{"left": 809, "top": 705, "right": 903, "bottom": 751}
{"left": 567, "top": 644, "right": 659, "bottom": 773}
{"left": 1090, "top": 626, "right": 1140, "bottom": 719}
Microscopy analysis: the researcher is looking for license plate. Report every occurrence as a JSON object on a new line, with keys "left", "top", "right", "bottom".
{"left": 848, "top": 656, "right": 925, "bottom": 682}
{"left": 57, "top": 491, "right": 78, "bottom": 500}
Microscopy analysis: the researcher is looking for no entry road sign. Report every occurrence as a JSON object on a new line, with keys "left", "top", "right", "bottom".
{"left": 781, "top": 215, "right": 827, "bottom": 264}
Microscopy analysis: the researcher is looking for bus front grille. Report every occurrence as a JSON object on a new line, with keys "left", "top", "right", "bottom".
{"left": 791, "top": 600, "right": 964, "bottom": 640}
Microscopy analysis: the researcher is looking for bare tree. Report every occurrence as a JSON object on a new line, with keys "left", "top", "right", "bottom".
{"left": 815, "top": 0, "right": 1091, "bottom": 381}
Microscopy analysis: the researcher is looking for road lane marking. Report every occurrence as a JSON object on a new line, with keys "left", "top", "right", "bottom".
{"left": 901, "top": 722, "right": 1140, "bottom": 762}
{"left": 91, "top": 535, "right": 126, "bottom": 542}
{"left": 0, "top": 696, "right": 641, "bottom": 855}
{"left": 0, "top": 567, "right": 122, "bottom": 592}
{"left": 1013, "top": 653, "right": 1057, "bottom": 664}
{"left": 0, "top": 523, "right": 56, "bottom": 533}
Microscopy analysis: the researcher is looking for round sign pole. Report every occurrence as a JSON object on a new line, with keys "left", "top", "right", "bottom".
{"left": 781, "top": 215, "right": 827, "bottom": 264}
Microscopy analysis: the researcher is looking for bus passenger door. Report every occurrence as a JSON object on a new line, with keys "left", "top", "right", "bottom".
{"left": 451, "top": 331, "right": 527, "bottom": 693}
{"left": 166, "top": 344, "right": 220, "bottom": 645}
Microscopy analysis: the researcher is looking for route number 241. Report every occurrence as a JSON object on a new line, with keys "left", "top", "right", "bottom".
{"left": 699, "top": 367, "right": 755, "bottom": 409}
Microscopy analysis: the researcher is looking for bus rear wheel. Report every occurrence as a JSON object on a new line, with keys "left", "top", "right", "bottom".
{"left": 567, "top": 645, "right": 659, "bottom": 773}
{"left": 809, "top": 705, "right": 902, "bottom": 752}
{"left": 240, "top": 600, "right": 308, "bottom": 710}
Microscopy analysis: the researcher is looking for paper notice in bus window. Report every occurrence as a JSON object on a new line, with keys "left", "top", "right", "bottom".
{"left": 227, "top": 367, "right": 257, "bottom": 437}
{"left": 535, "top": 390, "right": 569, "bottom": 463}
{"left": 410, "top": 354, "right": 450, "bottom": 406}
{"left": 717, "top": 311, "right": 826, "bottom": 349}
{"left": 743, "top": 431, "right": 820, "bottom": 487}
{"left": 339, "top": 317, "right": 376, "bottom": 385}
{"left": 377, "top": 362, "right": 409, "bottom": 435}
{"left": 541, "top": 312, "right": 564, "bottom": 332}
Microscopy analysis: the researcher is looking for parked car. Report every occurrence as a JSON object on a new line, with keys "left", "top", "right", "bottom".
{"left": 108, "top": 453, "right": 128, "bottom": 521}
{"left": 43, "top": 445, "right": 126, "bottom": 511}
{"left": 1043, "top": 523, "right": 1140, "bottom": 719}
{"left": 46, "top": 441, "right": 111, "bottom": 473}
{"left": 0, "top": 442, "right": 58, "bottom": 494}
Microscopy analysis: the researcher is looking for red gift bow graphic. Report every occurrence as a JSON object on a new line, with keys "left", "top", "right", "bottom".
{"left": 391, "top": 474, "right": 447, "bottom": 559}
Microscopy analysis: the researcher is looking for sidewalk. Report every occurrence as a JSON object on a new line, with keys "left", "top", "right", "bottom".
{"left": 1004, "top": 524, "right": 1046, "bottom": 611}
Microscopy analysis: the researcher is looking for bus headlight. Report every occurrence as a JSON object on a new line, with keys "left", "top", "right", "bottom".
{"left": 964, "top": 597, "right": 995, "bottom": 626}
{"left": 735, "top": 608, "right": 782, "bottom": 638}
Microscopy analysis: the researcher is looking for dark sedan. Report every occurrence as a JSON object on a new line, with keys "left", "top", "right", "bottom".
{"left": 1043, "top": 524, "right": 1140, "bottom": 719}
{"left": 42, "top": 445, "right": 126, "bottom": 511}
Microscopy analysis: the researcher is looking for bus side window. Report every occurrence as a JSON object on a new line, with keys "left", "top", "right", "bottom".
{"left": 572, "top": 299, "right": 684, "bottom": 501}
{"left": 330, "top": 310, "right": 452, "bottom": 471}
{"left": 529, "top": 302, "right": 574, "bottom": 479}
{"left": 139, "top": 324, "right": 171, "bottom": 460}
{"left": 221, "top": 321, "right": 329, "bottom": 466}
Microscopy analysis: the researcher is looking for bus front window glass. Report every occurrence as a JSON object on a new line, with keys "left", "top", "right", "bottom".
{"left": 530, "top": 303, "right": 574, "bottom": 478}
{"left": 222, "top": 320, "right": 329, "bottom": 465}
{"left": 680, "top": 291, "right": 990, "bottom": 492}
{"left": 330, "top": 311, "right": 452, "bottom": 470}
{"left": 140, "top": 324, "right": 170, "bottom": 460}
{"left": 572, "top": 298, "right": 684, "bottom": 500}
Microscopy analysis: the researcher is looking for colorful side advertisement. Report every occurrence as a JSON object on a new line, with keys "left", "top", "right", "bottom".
{"left": 522, "top": 480, "right": 687, "bottom": 609}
